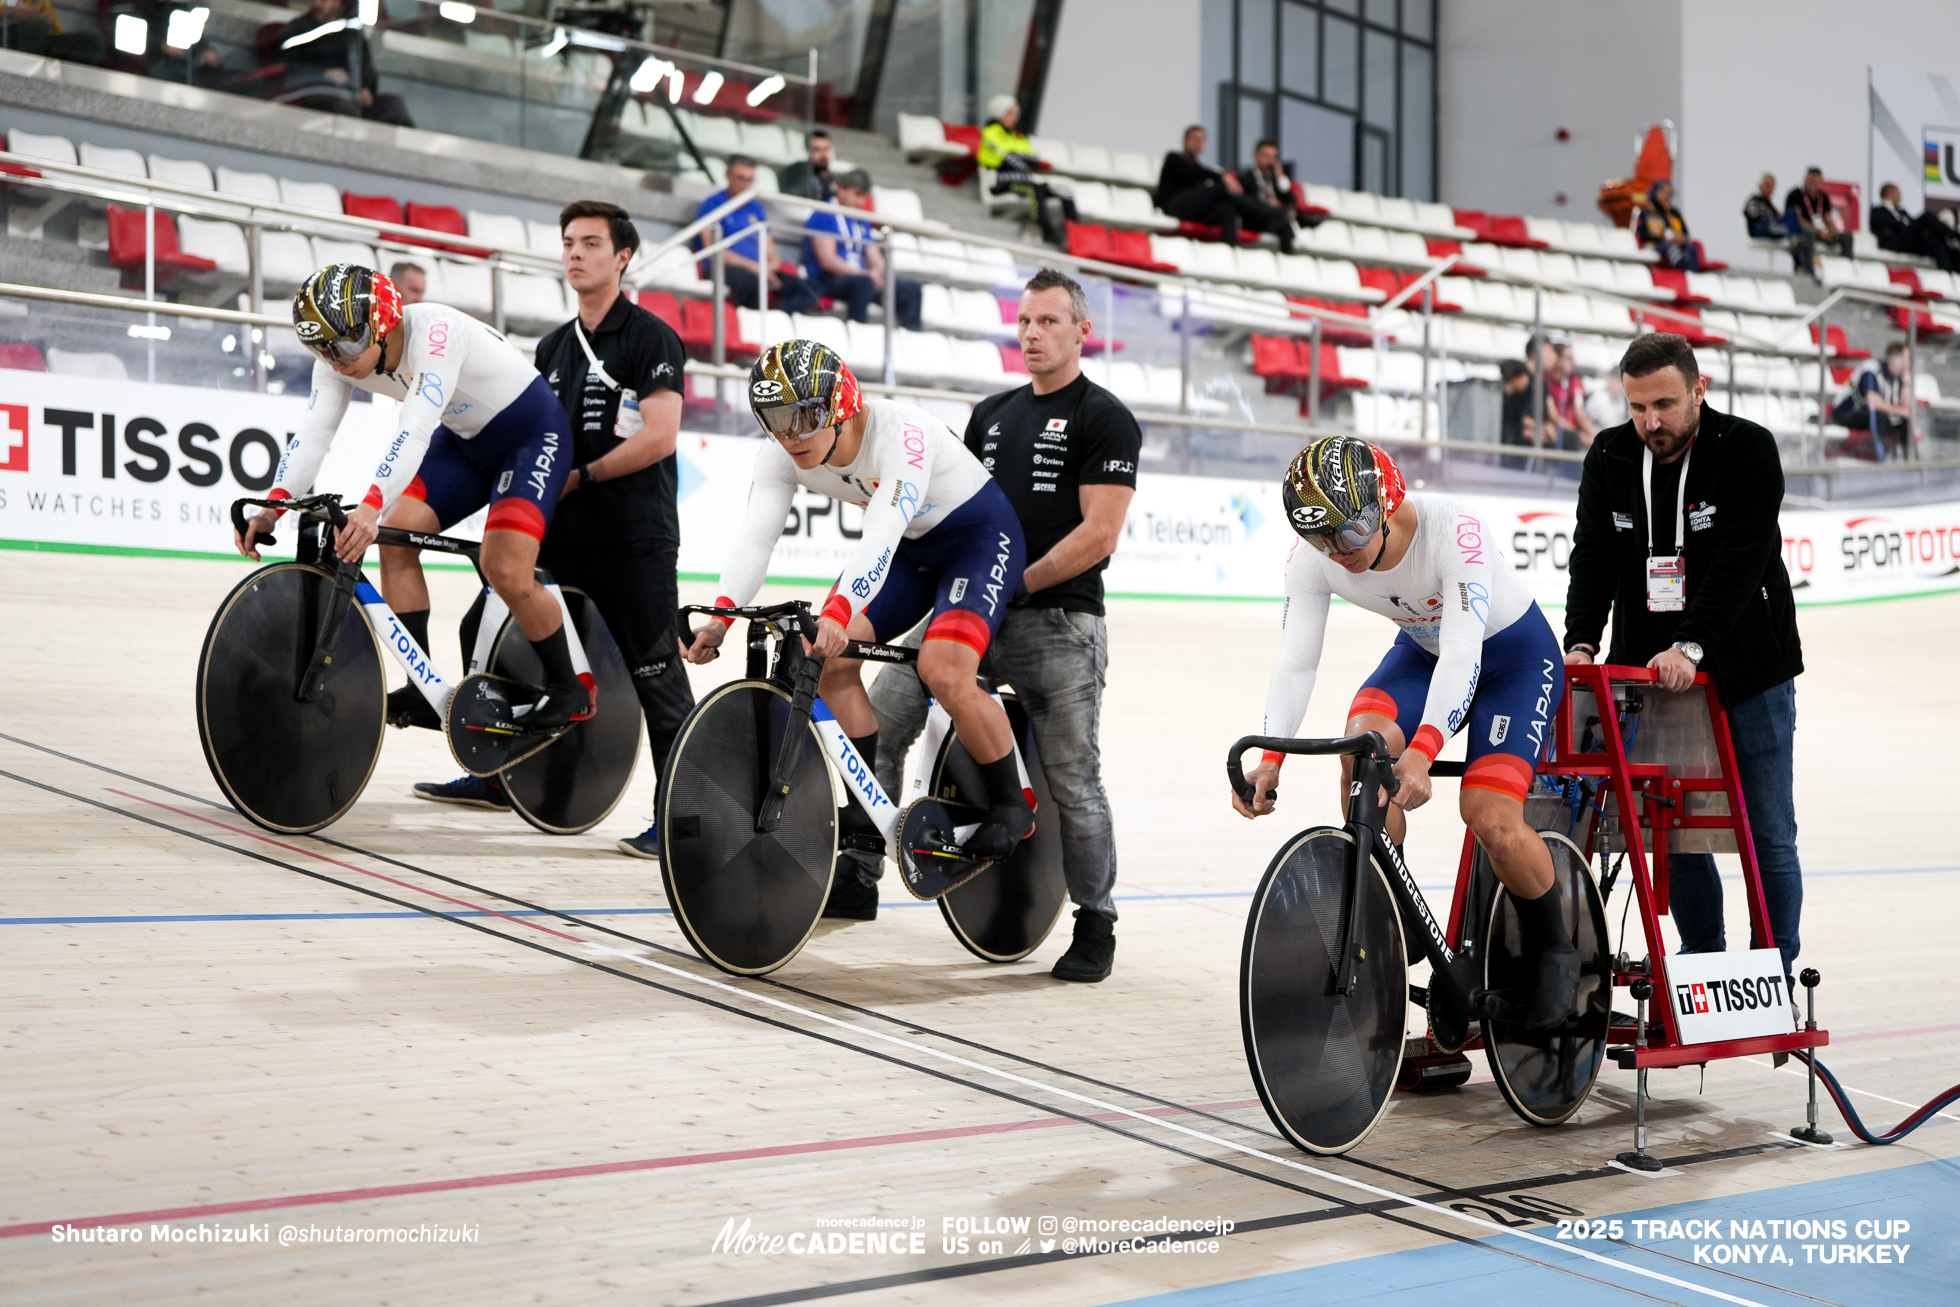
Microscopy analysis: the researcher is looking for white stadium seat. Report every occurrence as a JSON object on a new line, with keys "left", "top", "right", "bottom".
{"left": 257, "top": 231, "right": 318, "bottom": 292}
{"left": 147, "top": 155, "right": 214, "bottom": 191}
{"left": 216, "top": 167, "right": 281, "bottom": 204}
{"left": 175, "top": 217, "right": 250, "bottom": 275}
{"left": 8, "top": 129, "right": 76, "bottom": 165}
{"left": 439, "top": 259, "right": 495, "bottom": 317}
{"left": 280, "top": 178, "right": 342, "bottom": 212}
{"left": 467, "top": 210, "right": 530, "bottom": 251}
{"left": 78, "top": 143, "right": 146, "bottom": 178}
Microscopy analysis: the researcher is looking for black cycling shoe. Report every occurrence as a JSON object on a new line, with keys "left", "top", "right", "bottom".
{"left": 1052, "top": 910, "right": 1115, "bottom": 983}
{"left": 509, "top": 682, "right": 592, "bottom": 732}
{"left": 386, "top": 684, "right": 442, "bottom": 730}
{"left": 823, "top": 857, "right": 881, "bottom": 920}
{"left": 1486, "top": 943, "right": 1582, "bottom": 1031}
{"left": 961, "top": 803, "right": 1035, "bottom": 861}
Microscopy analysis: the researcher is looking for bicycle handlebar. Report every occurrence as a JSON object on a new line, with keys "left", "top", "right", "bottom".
{"left": 1226, "top": 732, "right": 1395, "bottom": 804}
{"left": 677, "top": 602, "right": 922, "bottom": 663}
{"left": 231, "top": 493, "right": 347, "bottom": 550}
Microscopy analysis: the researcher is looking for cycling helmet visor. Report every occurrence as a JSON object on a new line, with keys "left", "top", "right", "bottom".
{"left": 755, "top": 396, "right": 835, "bottom": 439}
{"left": 1300, "top": 501, "right": 1383, "bottom": 554}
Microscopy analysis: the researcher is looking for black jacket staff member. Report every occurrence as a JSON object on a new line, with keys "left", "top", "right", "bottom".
{"left": 1563, "top": 332, "right": 1806, "bottom": 979}
{"left": 411, "top": 201, "right": 696, "bottom": 858}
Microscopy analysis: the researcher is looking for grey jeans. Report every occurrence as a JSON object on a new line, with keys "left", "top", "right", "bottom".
{"left": 867, "top": 607, "right": 1118, "bottom": 921}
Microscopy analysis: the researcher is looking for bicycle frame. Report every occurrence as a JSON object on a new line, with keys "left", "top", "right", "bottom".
{"left": 233, "top": 495, "right": 592, "bottom": 718}
{"left": 1228, "top": 734, "right": 1481, "bottom": 1016}
{"left": 683, "top": 600, "right": 1032, "bottom": 852}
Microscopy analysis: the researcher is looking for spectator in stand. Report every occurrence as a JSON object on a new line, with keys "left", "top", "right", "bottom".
{"left": 979, "top": 95, "right": 1077, "bottom": 248}
{"left": 694, "top": 155, "right": 820, "bottom": 314}
{"left": 1157, "top": 125, "right": 1284, "bottom": 248}
{"left": 389, "top": 261, "right": 428, "bottom": 305}
{"left": 1785, "top": 168, "right": 1853, "bottom": 275}
{"left": 777, "top": 129, "right": 836, "bottom": 204}
{"left": 1831, "top": 343, "right": 1913, "bottom": 462}
{"left": 0, "top": 0, "right": 103, "bottom": 63}
{"left": 1234, "top": 139, "right": 1302, "bottom": 255}
{"left": 140, "top": 2, "right": 230, "bottom": 86}
{"left": 1743, "top": 172, "right": 1812, "bottom": 275}
{"left": 1871, "top": 183, "right": 1957, "bottom": 273}
{"left": 1585, "top": 369, "right": 1629, "bottom": 432}
{"left": 803, "top": 169, "right": 922, "bottom": 331}
{"left": 1545, "top": 342, "right": 1595, "bottom": 454}
{"left": 276, "top": 0, "right": 414, "bottom": 126}
{"left": 1634, "top": 180, "right": 1701, "bottom": 271}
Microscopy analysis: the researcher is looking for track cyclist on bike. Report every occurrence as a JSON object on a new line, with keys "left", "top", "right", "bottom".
{"left": 1234, "top": 436, "right": 1577, "bottom": 1029}
{"left": 233, "top": 264, "right": 591, "bottom": 731}
{"left": 682, "top": 339, "right": 1034, "bottom": 862}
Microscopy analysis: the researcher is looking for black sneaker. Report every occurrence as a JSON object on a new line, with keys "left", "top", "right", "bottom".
{"left": 617, "top": 822, "right": 659, "bottom": 860}
{"left": 510, "top": 682, "right": 594, "bottom": 731}
{"left": 412, "top": 775, "right": 511, "bottom": 809}
{"left": 823, "top": 857, "right": 880, "bottom": 920}
{"left": 387, "top": 684, "right": 442, "bottom": 730}
{"left": 1051, "top": 909, "right": 1115, "bottom": 983}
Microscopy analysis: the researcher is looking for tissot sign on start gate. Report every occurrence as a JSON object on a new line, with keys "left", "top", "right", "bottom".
{"left": 0, "top": 372, "right": 398, "bottom": 553}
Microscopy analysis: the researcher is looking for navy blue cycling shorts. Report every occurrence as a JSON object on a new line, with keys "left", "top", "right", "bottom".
{"left": 854, "top": 478, "right": 1027, "bottom": 656}
{"left": 400, "top": 375, "right": 572, "bottom": 541}
{"left": 1348, "top": 602, "right": 1565, "bottom": 800}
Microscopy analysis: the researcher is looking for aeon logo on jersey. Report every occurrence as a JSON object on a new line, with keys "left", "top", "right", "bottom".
{"left": 901, "top": 425, "right": 926, "bottom": 470}
{"left": 1454, "top": 514, "right": 1486, "bottom": 566}
{"left": 425, "top": 319, "right": 449, "bottom": 357}
{"left": 0, "top": 403, "right": 28, "bottom": 471}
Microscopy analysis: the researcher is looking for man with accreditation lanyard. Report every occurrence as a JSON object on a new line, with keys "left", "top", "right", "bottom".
{"left": 1562, "top": 332, "right": 1808, "bottom": 986}
{"left": 410, "top": 200, "right": 694, "bottom": 861}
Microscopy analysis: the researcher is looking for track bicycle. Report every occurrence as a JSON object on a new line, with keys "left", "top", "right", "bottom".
{"left": 197, "top": 493, "right": 639, "bottom": 836}
{"left": 658, "top": 600, "right": 1065, "bottom": 976}
{"left": 1226, "top": 731, "right": 1611, "bottom": 1156}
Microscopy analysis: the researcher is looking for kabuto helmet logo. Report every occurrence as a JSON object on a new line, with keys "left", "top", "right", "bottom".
{"left": 751, "top": 378, "right": 783, "bottom": 401}
{"left": 1291, "top": 503, "right": 1329, "bottom": 528}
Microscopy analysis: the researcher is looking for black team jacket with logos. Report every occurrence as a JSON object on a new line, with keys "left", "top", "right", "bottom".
{"left": 1563, "top": 403, "right": 1803, "bottom": 706}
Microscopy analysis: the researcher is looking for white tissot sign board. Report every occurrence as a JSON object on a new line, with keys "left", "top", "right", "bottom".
{"left": 1663, "top": 949, "right": 1797, "bottom": 1044}
{"left": 3, "top": 381, "right": 1960, "bottom": 609}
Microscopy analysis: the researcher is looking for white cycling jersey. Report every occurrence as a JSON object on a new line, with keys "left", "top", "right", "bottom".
{"left": 1262, "top": 493, "right": 1535, "bottom": 757}
{"left": 272, "top": 303, "right": 537, "bottom": 513}
{"left": 716, "top": 396, "right": 993, "bottom": 624}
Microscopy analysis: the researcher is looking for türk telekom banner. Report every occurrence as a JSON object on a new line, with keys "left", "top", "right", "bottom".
{"left": 1, "top": 373, "right": 1955, "bottom": 608}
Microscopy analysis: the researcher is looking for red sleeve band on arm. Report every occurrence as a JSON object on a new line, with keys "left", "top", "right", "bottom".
{"left": 362, "top": 485, "right": 384, "bottom": 511}
{"left": 1406, "top": 725, "right": 1446, "bottom": 764}
{"left": 1260, "top": 750, "right": 1286, "bottom": 768}
{"left": 820, "top": 593, "right": 854, "bottom": 628}
{"left": 709, "top": 596, "right": 736, "bottom": 628}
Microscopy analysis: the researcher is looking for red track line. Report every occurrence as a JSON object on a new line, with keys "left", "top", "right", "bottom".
{"left": 0, "top": 1099, "right": 1267, "bottom": 1238}
{"left": 1829, "top": 1020, "right": 1960, "bottom": 1044}
{"left": 104, "top": 789, "right": 582, "bottom": 944}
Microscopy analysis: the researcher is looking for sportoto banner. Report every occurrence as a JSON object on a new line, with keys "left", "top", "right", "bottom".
{"left": 1, "top": 374, "right": 1954, "bottom": 608}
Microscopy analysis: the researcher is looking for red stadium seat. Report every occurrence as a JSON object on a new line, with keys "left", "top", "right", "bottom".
{"left": 105, "top": 205, "right": 217, "bottom": 285}
{"left": 1451, "top": 209, "right": 1493, "bottom": 241}
{"left": 1887, "top": 267, "right": 1939, "bottom": 300}
{"left": 1485, "top": 215, "right": 1549, "bottom": 249}
{"left": 1065, "top": 221, "right": 1115, "bottom": 263}
{"left": 1888, "top": 305, "right": 1955, "bottom": 341}
{"left": 0, "top": 342, "right": 46, "bottom": 370}
{"left": 1687, "top": 240, "right": 1727, "bottom": 271}
{"left": 1811, "top": 323, "right": 1870, "bottom": 360}
{"left": 1107, "top": 228, "right": 1177, "bottom": 272}
{"left": 343, "top": 191, "right": 404, "bottom": 227}
{"left": 1249, "top": 334, "right": 1307, "bottom": 390}
{"left": 1000, "top": 342, "right": 1029, "bottom": 374}
{"left": 1424, "top": 237, "right": 1482, "bottom": 274}
{"left": 1647, "top": 267, "right": 1709, "bottom": 304}
{"left": 1290, "top": 180, "right": 1329, "bottom": 220}
{"left": 636, "top": 291, "right": 681, "bottom": 329}
{"left": 1287, "top": 297, "right": 1375, "bottom": 346}
{"left": 942, "top": 124, "right": 981, "bottom": 155}
{"left": 403, "top": 202, "right": 485, "bottom": 255}
{"left": 677, "top": 299, "right": 758, "bottom": 360}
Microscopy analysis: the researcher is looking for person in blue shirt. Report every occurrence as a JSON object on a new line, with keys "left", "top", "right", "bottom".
{"left": 803, "top": 169, "right": 923, "bottom": 330}
{"left": 694, "top": 155, "right": 819, "bottom": 314}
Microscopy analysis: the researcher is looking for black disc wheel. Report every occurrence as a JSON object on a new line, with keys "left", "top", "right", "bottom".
{"left": 196, "top": 562, "right": 385, "bottom": 834}
{"left": 1480, "top": 831, "right": 1612, "bottom": 1127}
{"left": 934, "top": 693, "right": 1068, "bottom": 962}
{"left": 490, "top": 589, "right": 641, "bottom": 835}
{"left": 1241, "top": 827, "right": 1408, "bottom": 1155}
{"left": 658, "top": 680, "right": 835, "bottom": 976}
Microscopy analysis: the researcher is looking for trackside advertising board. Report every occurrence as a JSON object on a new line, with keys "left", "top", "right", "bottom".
{"left": 0, "top": 375, "right": 1955, "bottom": 607}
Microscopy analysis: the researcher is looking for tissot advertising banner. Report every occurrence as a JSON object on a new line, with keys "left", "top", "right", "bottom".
{"left": 2, "top": 375, "right": 1955, "bottom": 607}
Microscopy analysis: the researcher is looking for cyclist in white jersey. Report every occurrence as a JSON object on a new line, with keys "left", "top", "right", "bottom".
{"left": 682, "top": 340, "right": 1034, "bottom": 860}
{"left": 1233, "top": 436, "right": 1576, "bottom": 1029}
{"left": 233, "top": 265, "right": 589, "bottom": 729}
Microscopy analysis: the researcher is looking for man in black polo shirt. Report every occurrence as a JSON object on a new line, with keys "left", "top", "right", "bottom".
{"left": 868, "top": 267, "right": 1139, "bottom": 981}
{"left": 410, "top": 200, "right": 694, "bottom": 857}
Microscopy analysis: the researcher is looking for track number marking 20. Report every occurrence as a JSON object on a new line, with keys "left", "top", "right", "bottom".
{"left": 1556, "top": 1219, "right": 1623, "bottom": 1240}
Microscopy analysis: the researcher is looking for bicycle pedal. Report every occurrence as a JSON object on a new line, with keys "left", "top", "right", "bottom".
{"left": 896, "top": 798, "right": 999, "bottom": 900}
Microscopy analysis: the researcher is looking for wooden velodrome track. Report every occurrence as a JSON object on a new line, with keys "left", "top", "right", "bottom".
{"left": 3, "top": 549, "right": 1957, "bottom": 1306}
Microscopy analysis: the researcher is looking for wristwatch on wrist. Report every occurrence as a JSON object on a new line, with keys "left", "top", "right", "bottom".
{"left": 1567, "top": 641, "right": 1597, "bottom": 656}
{"left": 1672, "top": 640, "right": 1704, "bottom": 665}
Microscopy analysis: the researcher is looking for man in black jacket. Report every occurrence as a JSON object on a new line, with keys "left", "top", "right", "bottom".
{"left": 1563, "top": 333, "right": 1806, "bottom": 981}
{"left": 1156, "top": 125, "right": 1284, "bottom": 248}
